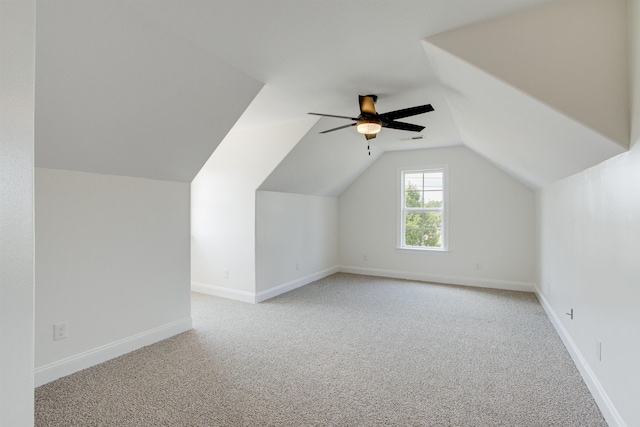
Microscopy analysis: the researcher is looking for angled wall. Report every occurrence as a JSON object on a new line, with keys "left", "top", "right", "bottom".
{"left": 0, "top": 1, "right": 35, "bottom": 424}
{"left": 259, "top": 118, "right": 384, "bottom": 197}
{"left": 536, "top": 2, "right": 640, "bottom": 426}
{"left": 427, "top": 0, "right": 628, "bottom": 147}
{"left": 424, "top": 0, "right": 628, "bottom": 188}
{"left": 191, "top": 115, "right": 316, "bottom": 301}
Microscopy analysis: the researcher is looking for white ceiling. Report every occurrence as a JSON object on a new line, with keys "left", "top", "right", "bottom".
{"left": 35, "top": 0, "right": 263, "bottom": 182}
{"left": 35, "top": 0, "right": 629, "bottom": 190}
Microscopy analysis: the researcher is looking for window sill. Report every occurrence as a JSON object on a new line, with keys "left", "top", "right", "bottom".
{"left": 396, "top": 247, "right": 450, "bottom": 255}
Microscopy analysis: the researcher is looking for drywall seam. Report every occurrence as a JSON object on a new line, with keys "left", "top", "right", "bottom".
{"left": 340, "top": 266, "right": 535, "bottom": 292}
{"left": 535, "top": 291, "right": 627, "bottom": 427}
{"left": 34, "top": 317, "right": 192, "bottom": 387}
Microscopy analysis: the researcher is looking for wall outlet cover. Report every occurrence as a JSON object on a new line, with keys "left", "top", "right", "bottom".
{"left": 54, "top": 321, "right": 68, "bottom": 341}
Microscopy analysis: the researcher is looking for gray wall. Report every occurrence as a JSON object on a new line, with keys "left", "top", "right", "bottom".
{"left": 0, "top": 1, "right": 35, "bottom": 425}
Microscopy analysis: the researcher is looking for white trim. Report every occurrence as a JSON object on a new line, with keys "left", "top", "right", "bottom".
{"left": 34, "top": 317, "right": 192, "bottom": 387}
{"left": 191, "top": 281, "right": 256, "bottom": 304}
{"left": 192, "top": 267, "right": 340, "bottom": 304}
{"left": 396, "top": 247, "right": 450, "bottom": 255}
{"left": 397, "top": 164, "right": 449, "bottom": 251}
{"left": 255, "top": 266, "right": 340, "bottom": 303}
{"left": 535, "top": 291, "right": 627, "bottom": 427}
{"left": 339, "top": 265, "right": 535, "bottom": 292}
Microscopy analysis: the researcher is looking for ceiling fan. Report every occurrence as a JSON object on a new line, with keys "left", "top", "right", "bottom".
{"left": 308, "top": 95, "right": 434, "bottom": 155}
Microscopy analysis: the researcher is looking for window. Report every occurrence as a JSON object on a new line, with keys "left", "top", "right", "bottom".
{"left": 399, "top": 166, "right": 447, "bottom": 250}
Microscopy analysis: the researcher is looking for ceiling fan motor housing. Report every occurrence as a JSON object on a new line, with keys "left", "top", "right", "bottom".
{"left": 308, "top": 94, "right": 433, "bottom": 141}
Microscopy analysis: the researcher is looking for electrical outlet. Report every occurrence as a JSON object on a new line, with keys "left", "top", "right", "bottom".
{"left": 363, "top": 255, "right": 367, "bottom": 262}
{"left": 475, "top": 262, "right": 482, "bottom": 270}
{"left": 224, "top": 268, "right": 229, "bottom": 279}
{"left": 295, "top": 262, "right": 299, "bottom": 271}
{"left": 596, "top": 339, "right": 602, "bottom": 361}
{"left": 54, "top": 322, "right": 68, "bottom": 341}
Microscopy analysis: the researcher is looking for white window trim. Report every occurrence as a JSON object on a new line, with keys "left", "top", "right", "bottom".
{"left": 397, "top": 164, "right": 449, "bottom": 253}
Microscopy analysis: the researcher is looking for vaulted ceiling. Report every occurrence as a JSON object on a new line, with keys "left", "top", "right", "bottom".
{"left": 35, "top": 0, "right": 630, "bottom": 191}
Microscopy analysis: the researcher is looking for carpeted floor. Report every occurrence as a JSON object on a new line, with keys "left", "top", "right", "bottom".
{"left": 35, "top": 273, "right": 607, "bottom": 426}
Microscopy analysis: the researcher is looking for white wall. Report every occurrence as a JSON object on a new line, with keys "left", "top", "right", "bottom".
{"left": 35, "top": 168, "right": 191, "bottom": 384}
{"left": 0, "top": 1, "right": 35, "bottom": 424}
{"left": 339, "top": 146, "right": 536, "bottom": 290}
{"left": 256, "top": 191, "right": 339, "bottom": 294}
{"left": 536, "top": 3, "right": 639, "bottom": 426}
{"left": 191, "top": 118, "right": 314, "bottom": 297}
{"left": 537, "top": 148, "right": 640, "bottom": 427}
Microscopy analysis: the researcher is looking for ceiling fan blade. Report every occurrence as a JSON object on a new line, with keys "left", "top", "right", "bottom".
{"left": 379, "top": 104, "right": 434, "bottom": 121}
{"left": 364, "top": 133, "right": 377, "bottom": 140}
{"left": 359, "top": 95, "right": 377, "bottom": 115}
{"left": 308, "top": 112, "right": 359, "bottom": 120}
{"left": 319, "top": 123, "right": 357, "bottom": 134}
{"left": 384, "top": 120, "right": 425, "bottom": 133}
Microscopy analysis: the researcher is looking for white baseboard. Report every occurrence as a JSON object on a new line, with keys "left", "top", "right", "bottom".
{"left": 34, "top": 317, "right": 192, "bottom": 387}
{"left": 255, "top": 266, "right": 340, "bottom": 303}
{"left": 339, "top": 265, "right": 535, "bottom": 292}
{"left": 192, "top": 266, "right": 340, "bottom": 304}
{"left": 535, "top": 291, "right": 627, "bottom": 427}
{"left": 191, "top": 281, "right": 256, "bottom": 303}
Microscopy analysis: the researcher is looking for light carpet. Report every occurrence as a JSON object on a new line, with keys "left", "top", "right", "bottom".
{"left": 35, "top": 273, "right": 607, "bottom": 426}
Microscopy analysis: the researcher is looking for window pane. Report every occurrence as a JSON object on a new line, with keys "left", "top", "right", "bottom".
{"left": 401, "top": 168, "right": 446, "bottom": 249}
{"left": 422, "top": 172, "right": 442, "bottom": 206}
{"left": 405, "top": 210, "right": 424, "bottom": 246}
{"left": 422, "top": 172, "right": 442, "bottom": 189}
{"left": 404, "top": 173, "right": 424, "bottom": 190}
{"left": 405, "top": 229, "right": 423, "bottom": 247}
{"left": 405, "top": 187, "right": 422, "bottom": 207}
{"left": 423, "top": 211, "right": 442, "bottom": 247}
{"left": 405, "top": 211, "right": 424, "bottom": 229}
{"left": 404, "top": 211, "right": 442, "bottom": 248}
{"left": 404, "top": 171, "right": 443, "bottom": 208}
{"left": 423, "top": 192, "right": 442, "bottom": 206}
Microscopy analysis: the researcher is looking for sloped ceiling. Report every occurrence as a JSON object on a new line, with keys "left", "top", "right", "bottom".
{"left": 262, "top": 0, "right": 630, "bottom": 194}
{"left": 427, "top": 0, "right": 629, "bottom": 147}
{"left": 35, "top": 1, "right": 262, "bottom": 182}
{"left": 423, "top": 0, "right": 629, "bottom": 188}
{"left": 259, "top": 86, "right": 463, "bottom": 197}
{"left": 34, "top": 0, "right": 630, "bottom": 190}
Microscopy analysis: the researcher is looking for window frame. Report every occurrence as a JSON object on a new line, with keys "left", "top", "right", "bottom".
{"left": 397, "top": 165, "right": 449, "bottom": 252}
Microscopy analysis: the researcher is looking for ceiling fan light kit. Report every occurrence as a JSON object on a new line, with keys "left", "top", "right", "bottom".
{"left": 309, "top": 95, "right": 434, "bottom": 155}
{"left": 356, "top": 119, "right": 382, "bottom": 135}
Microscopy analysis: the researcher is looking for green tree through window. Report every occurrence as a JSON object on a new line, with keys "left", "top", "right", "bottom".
{"left": 401, "top": 169, "right": 445, "bottom": 249}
